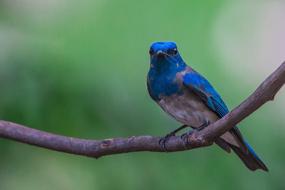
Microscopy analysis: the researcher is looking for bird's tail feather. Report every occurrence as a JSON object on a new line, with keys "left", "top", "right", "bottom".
{"left": 215, "top": 138, "right": 231, "bottom": 153}
{"left": 229, "top": 142, "right": 268, "bottom": 172}
{"left": 216, "top": 127, "right": 268, "bottom": 172}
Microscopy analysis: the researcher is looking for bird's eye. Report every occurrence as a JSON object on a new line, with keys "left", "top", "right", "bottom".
{"left": 167, "top": 48, "right": 178, "bottom": 55}
{"left": 149, "top": 48, "right": 155, "bottom": 55}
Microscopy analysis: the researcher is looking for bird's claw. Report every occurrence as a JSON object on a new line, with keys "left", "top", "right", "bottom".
{"left": 181, "top": 122, "right": 209, "bottom": 148}
{"left": 159, "top": 133, "right": 175, "bottom": 151}
{"left": 181, "top": 130, "right": 194, "bottom": 148}
{"left": 159, "top": 125, "right": 190, "bottom": 151}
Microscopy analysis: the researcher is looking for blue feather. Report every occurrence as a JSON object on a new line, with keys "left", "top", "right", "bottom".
{"left": 183, "top": 71, "right": 229, "bottom": 117}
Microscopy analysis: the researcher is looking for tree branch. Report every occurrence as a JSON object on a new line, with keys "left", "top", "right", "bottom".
{"left": 0, "top": 62, "right": 284, "bottom": 158}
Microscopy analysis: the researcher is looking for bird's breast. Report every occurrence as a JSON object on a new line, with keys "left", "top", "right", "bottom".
{"left": 147, "top": 72, "right": 181, "bottom": 100}
{"left": 158, "top": 91, "right": 219, "bottom": 127}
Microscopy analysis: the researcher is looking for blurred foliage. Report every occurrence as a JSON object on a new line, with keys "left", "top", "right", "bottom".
{"left": 0, "top": 0, "right": 284, "bottom": 190}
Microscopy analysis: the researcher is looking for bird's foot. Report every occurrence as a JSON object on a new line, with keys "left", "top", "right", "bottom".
{"left": 180, "top": 121, "right": 210, "bottom": 148}
{"left": 159, "top": 125, "right": 188, "bottom": 151}
{"left": 180, "top": 130, "right": 194, "bottom": 148}
{"left": 159, "top": 134, "right": 174, "bottom": 151}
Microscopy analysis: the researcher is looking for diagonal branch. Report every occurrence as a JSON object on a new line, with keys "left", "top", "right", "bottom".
{"left": 0, "top": 62, "right": 284, "bottom": 158}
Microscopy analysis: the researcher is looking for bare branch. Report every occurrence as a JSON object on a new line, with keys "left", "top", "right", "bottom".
{"left": 0, "top": 62, "right": 284, "bottom": 158}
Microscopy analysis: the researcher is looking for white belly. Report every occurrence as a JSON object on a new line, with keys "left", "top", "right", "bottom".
{"left": 158, "top": 92, "right": 241, "bottom": 147}
{"left": 158, "top": 92, "right": 219, "bottom": 128}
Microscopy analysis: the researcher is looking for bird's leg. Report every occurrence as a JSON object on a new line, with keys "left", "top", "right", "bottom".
{"left": 196, "top": 120, "right": 211, "bottom": 131}
{"left": 159, "top": 125, "right": 190, "bottom": 151}
{"left": 181, "top": 120, "right": 211, "bottom": 147}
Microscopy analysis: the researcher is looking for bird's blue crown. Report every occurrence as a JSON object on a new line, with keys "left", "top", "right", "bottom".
{"left": 150, "top": 42, "right": 177, "bottom": 53}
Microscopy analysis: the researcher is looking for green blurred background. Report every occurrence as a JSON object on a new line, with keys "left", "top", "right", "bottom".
{"left": 0, "top": 0, "right": 284, "bottom": 189}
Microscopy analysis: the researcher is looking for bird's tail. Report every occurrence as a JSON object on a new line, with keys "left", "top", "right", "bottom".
{"left": 215, "top": 128, "right": 268, "bottom": 172}
{"left": 229, "top": 142, "right": 268, "bottom": 172}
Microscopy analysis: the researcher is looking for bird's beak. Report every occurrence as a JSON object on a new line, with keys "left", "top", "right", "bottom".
{"left": 156, "top": 50, "right": 167, "bottom": 58}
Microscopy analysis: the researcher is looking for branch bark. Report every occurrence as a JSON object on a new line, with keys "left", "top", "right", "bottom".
{"left": 0, "top": 62, "right": 284, "bottom": 158}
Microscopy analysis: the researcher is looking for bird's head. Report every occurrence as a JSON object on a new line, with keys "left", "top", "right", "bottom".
{"left": 149, "top": 42, "right": 185, "bottom": 71}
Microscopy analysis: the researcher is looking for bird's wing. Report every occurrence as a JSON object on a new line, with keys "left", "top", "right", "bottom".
{"left": 182, "top": 69, "right": 247, "bottom": 151}
{"left": 182, "top": 70, "right": 229, "bottom": 118}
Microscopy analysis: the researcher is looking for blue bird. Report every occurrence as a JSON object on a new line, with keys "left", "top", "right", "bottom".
{"left": 147, "top": 41, "right": 268, "bottom": 171}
